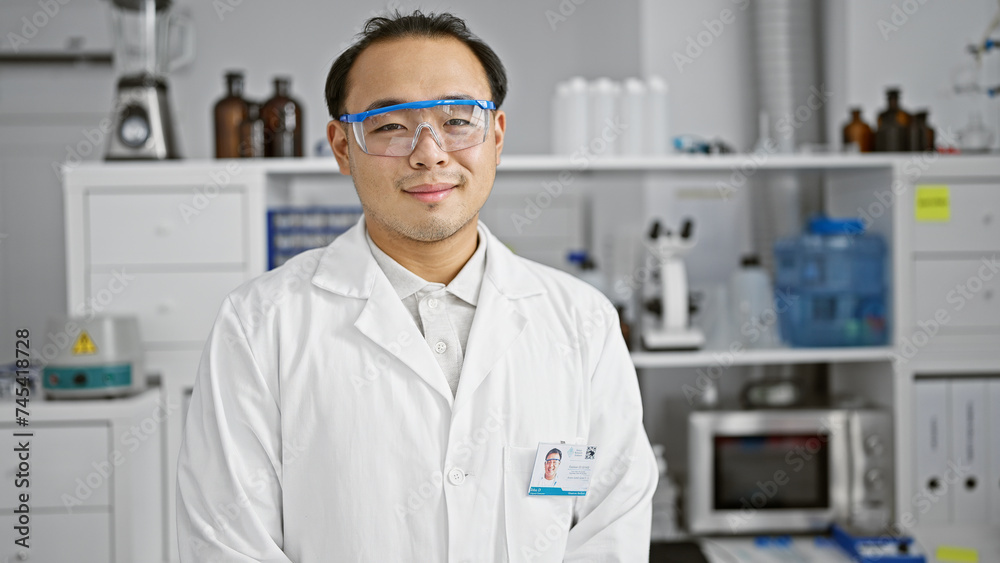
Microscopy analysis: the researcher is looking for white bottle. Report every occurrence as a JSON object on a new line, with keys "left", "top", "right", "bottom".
{"left": 645, "top": 76, "right": 670, "bottom": 155}
{"left": 619, "top": 78, "right": 646, "bottom": 156}
{"left": 551, "top": 81, "right": 570, "bottom": 154}
{"left": 729, "top": 255, "right": 779, "bottom": 349}
{"left": 589, "top": 77, "right": 619, "bottom": 158}
{"left": 564, "top": 77, "right": 590, "bottom": 156}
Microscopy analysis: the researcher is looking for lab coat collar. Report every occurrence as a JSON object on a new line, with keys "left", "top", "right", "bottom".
{"left": 311, "top": 215, "right": 545, "bottom": 301}
{"left": 312, "top": 215, "right": 544, "bottom": 408}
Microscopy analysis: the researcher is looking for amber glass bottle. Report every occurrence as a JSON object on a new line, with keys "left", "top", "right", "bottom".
{"left": 875, "top": 88, "right": 912, "bottom": 151}
{"left": 262, "top": 77, "right": 303, "bottom": 157}
{"left": 876, "top": 88, "right": 911, "bottom": 128}
{"left": 213, "top": 72, "right": 248, "bottom": 158}
{"left": 908, "top": 111, "right": 932, "bottom": 152}
{"left": 842, "top": 108, "right": 873, "bottom": 152}
{"left": 238, "top": 103, "right": 264, "bottom": 158}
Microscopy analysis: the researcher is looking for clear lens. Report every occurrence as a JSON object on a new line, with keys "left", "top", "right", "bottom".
{"left": 353, "top": 104, "right": 490, "bottom": 156}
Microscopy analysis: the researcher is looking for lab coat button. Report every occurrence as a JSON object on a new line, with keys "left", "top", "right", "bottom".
{"left": 434, "top": 341, "right": 447, "bottom": 354}
{"left": 448, "top": 468, "right": 465, "bottom": 485}
{"left": 427, "top": 297, "right": 439, "bottom": 309}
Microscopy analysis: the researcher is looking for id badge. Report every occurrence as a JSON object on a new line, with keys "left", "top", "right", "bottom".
{"left": 528, "top": 442, "right": 596, "bottom": 496}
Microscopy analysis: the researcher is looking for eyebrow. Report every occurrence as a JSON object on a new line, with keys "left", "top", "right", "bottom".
{"left": 362, "top": 93, "right": 478, "bottom": 113}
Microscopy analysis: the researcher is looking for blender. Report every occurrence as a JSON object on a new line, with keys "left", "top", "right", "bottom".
{"left": 105, "top": 0, "right": 192, "bottom": 160}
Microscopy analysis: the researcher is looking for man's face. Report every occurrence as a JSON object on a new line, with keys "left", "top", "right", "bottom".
{"left": 544, "top": 454, "right": 560, "bottom": 480}
{"left": 328, "top": 36, "right": 506, "bottom": 243}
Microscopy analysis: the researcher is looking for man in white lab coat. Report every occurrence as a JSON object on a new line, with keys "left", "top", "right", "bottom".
{"left": 176, "top": 10, "right": 657, "bottom": 562}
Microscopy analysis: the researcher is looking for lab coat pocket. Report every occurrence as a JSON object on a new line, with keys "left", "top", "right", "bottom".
{"left": 503, "top": 446, "right": 574, "bottom": 563}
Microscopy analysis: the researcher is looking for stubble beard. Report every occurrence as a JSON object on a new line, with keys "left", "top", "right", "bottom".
{"left": 351, "top": 157, "right": 481, "bottom": 243}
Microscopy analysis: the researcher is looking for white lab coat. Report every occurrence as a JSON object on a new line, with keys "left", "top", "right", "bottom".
{"left": 176, "top": 218, "right": 657, "bottom": 562}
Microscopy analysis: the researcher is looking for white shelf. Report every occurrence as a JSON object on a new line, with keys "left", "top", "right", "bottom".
{"left": 630, "top": 346, "right": 896, "bottom": 369}
{"left": 262, "top": 153, "right": 901, "bottom": 173}
{"left": 69, "top": 153, "right": 909, "bottom": 177}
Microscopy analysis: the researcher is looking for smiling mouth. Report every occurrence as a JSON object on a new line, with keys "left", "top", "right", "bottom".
{"left": 405, "top": 183, "right": 456, "bottom": 204}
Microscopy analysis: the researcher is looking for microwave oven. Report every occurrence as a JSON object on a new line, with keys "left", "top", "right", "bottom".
{"left": 686, "top": 408, "right": 893, "bottom": 535}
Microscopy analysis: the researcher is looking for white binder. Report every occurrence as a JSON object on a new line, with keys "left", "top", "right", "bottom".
{"left": 990, "top": 379, "right": 1000, "bottom": 526}
{"left": 950, "top": 379, "right": 989, "bottom": 523}
{"left": 914, "top": 380, "right": 951, "bottom": 524}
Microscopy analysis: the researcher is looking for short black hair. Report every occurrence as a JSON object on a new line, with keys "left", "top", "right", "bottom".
{"left": 325, "top": 10, "right": 508, "bottom": 119}
{"left": 546, "top": 448, "right": 562, "bottom": 460}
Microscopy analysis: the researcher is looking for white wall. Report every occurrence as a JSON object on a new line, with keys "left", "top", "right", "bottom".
{"left": 168, "top": 0, "right": 641, "bottom": 158}
{"left": 641, "top": 0, "right": 760, "bottom": 151}
{"left": 0, "top": 0, "right": 640, "bottom": 361}
{"left": 837, "top": 0, "right": 1000, "bottom": 149}
{"left": 1, "top": 0, "right": 997, "bottom": 363}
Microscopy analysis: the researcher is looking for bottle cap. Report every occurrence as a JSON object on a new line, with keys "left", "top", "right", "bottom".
{"left": 808, "top": 215, "right": 865, "bottom": 235}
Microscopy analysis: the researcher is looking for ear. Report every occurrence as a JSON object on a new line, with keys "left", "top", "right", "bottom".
{"left": 328, "top": 120, "right": 352, "bottom": 176}
{"left": 492, "top": 110, "right": 506, "bottom": 165}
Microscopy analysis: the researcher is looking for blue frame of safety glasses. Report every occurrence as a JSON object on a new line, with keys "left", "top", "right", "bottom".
{"left": 338, "top": 99, "right": 496, "bottom": 122}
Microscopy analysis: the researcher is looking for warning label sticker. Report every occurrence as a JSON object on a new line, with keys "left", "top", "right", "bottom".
{"left": 72, "top": 331, "right": 97, "bottom": 355}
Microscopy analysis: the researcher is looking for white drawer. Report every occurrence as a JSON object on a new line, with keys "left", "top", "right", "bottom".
{"left": 0, "top": 511, "right": 110, "bottom": 562}
{"left": 912, "top": 184, "right": 1000, "bottom": 253}
{"left": 87, "top": 190, "right": 246, "bottom": 266}
{"left": 0, "top": 424, "right": 110, "bottom": 509}
{"left": 89, "top": 270, "right": 247, "bottom": 345}
{"left": 913, "top": 259, "right": 1000, "bottom": 330}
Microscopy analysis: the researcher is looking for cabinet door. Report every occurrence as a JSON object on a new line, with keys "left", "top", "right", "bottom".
{"left": 0, "top": 511, "right": 111, "bottom": 563}
{"left": 0, "top": 424, "right": 110, "bottom": 509}
{"left": 89, "top": 270, "right": 247, "bottom": 345}
{"left": 87, "top": 191, "right": 246, "bottom": 266}
{"left": 912, "top": 184, "right": 1000, "bottom": 253}
{"left": 913, "top": 260, "right": 1000, "bottom": 330}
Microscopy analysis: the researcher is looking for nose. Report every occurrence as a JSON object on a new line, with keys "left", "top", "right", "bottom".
{"left": 409, "top": 123, "right": 448, "bottom": 168}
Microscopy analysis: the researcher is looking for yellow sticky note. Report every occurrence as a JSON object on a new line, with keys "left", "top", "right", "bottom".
{"left": 915, "top": 185, "right": 950, "bottom": 222}
{"left": 936, "top": 545, "right": 979, "bottom": 563}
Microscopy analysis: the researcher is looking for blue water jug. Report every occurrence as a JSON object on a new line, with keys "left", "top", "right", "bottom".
{"left": 773, "top": 216, "right": 887, "bottom": 347}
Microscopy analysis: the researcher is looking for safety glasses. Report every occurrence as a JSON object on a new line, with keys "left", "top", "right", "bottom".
{"left": 339, "top": 99, "right": 495, "bottom": 156}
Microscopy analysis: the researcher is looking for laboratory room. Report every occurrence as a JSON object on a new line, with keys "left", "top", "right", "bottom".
{"left": 2, "top": 0, "right": 1000, "bottom": 561}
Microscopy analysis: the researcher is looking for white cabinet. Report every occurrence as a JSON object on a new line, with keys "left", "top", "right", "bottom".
{"left": 0, "top": 389, "right": 162, "bottom": 563}
{"left": 64, "top": 155, "right": 1000, "bottom": 560}
{"left": 65, "top": 162, "right": 267, "bottom": 563}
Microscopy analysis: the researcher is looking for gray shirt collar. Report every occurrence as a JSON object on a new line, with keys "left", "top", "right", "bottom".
{"left": 365, "top": 223, "right": 487, "bottom": 306}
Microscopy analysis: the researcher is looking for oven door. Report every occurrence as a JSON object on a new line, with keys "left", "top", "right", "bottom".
{"left": 687, "top": 410, "right": 850, "bottom": 534}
